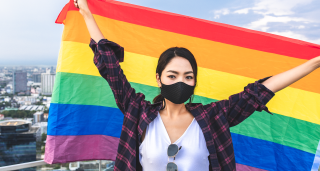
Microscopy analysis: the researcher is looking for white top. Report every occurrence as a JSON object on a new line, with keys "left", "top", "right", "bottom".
{"left": 139, "top": 112, "right": 210, "bottom": 171}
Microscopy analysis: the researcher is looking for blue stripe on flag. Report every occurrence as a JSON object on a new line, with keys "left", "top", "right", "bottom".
{"left": 47, "top": 103, "right": 123, "bottom": 137}
{"left": 232, "top": 133, "right": 314, "bottom": 171}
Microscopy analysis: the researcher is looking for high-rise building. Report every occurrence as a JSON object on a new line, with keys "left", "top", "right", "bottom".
{"left": 41, "top": 71, "right": 55, "bottom": 96}
{"left": 0, "top": 120, "right": 37, "bottom": 169}
{"left": 50, "top": 66, "right": 55, "bottom": 74}
{"left": 33, "top": 111, "right": 44, "bottom": 124}
{"left": 13, "top": 70, "right": 27, "bottom": 94}
{"left": 32, "top": 74, "right": 41, "bottom": 83}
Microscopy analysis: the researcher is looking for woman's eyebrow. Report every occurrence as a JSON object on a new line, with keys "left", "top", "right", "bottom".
{"left": 167, "top": 70, "right": 193, "bottom": 74}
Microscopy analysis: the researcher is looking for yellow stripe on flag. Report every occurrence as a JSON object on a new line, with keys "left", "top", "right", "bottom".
{"left": 57, "top": 40, "right": 320, "bottom": 125}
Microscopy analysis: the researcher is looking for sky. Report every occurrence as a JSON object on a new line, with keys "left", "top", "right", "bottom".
{"left": 0, "top": 0, "right": 319, "bottom": 66}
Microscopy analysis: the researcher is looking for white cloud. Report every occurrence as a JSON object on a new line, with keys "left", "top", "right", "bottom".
{"left": 249, "top": 0, "right": 314, "bottom": 16}
{"left": 211, "top": 8, "right": 230, "bottom": 19}
{"left": 270, "top": 31, "right": 320, "bottom": 44}
{"left": 236, "top": 0, "right": 317, "bottom": 32}
{"left": 245, "top": 15, "right": 310, "bottom": 31}
{"left": 234, "top": 8, "right": 250, "bottom": 14}
{"left": 210, "top": 0, "right": 320, "bottom": 44}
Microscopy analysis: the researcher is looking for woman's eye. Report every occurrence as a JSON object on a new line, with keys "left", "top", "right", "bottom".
{"left": 187, "top": 76, "right": 193, "bottom": 79}
{"left": 168, "top": 75, "right": 193, "bottom": 79}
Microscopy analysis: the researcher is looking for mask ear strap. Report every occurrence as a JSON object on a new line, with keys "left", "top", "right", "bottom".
{"left": 158, "top": 74, "right": 166, "bottom": 109}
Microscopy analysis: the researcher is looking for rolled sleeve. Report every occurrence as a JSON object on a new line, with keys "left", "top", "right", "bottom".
{"left": 245, "top": 76, "right": 275, "bottom": 115}
{"left": 208, "top": 76, "right": 275, "bottom": 127}
{"left": 89, "top": 38, "right": 124, "bottom": 63}
{"left": 88, "top": 38, "right": 142, "bottom": 115}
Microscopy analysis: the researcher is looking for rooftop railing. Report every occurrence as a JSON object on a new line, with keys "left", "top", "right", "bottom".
{"left": 0, "top": 159, "right": 113, "bottom": 171}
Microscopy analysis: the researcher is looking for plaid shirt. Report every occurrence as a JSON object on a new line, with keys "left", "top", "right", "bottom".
{"left": 89, "top": 38, "right": 275, "bottom": 171}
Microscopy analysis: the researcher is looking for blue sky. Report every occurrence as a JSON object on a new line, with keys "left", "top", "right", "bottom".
{"left": 1, "top": 0, "right": 319, "bottom": 65}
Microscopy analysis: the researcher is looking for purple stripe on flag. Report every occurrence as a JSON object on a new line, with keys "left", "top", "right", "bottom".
{"left": 44, "top": 135, "right": 119, "bottom": 164}
{"left": 236, "top": 163, "right": 267, "bottom": 171}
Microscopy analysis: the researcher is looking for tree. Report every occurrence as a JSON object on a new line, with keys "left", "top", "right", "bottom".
{"left": 41, "top": 133, "right": 47, "bottom": 145}
{"left": 43, "top": 108, "right": 49, "bottom": 113}
{"left": 35, "top": 101, "right": 43, "bottom": 105}
{"left": 1, "top": 102, "right": 11, "bottom": 107}
{"left": 0, "top": 83, "right": 6, "bottom": 88}
{"left": 3, "top": 93, "right": 13, "bottom": 98}
{"left": 2, "top": 110, "right": 34, "bottom": 118}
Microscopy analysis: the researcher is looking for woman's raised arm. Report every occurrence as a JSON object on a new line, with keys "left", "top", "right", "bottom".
{"left": 262, "top": 56, "right": 320, "bottom": 93}
{"left": 205, "top": 56, "right": 320, "bottom": 127}
{"left": 74, "top": 0, "right": 104, "bottom": 43}
{"left": 74, "top": 0, "right": 150, "bottom": 115}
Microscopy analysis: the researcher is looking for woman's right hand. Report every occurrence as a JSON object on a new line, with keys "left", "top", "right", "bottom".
{"left": 74, "top": 0, "right": 90, "bottom": 16}
{"left": 73, "top": 0, "right": 105, "bottom": 49}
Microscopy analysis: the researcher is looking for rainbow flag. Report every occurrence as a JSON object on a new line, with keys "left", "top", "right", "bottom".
{"left": 45, "top": 0, "right": 320, "bottom": 170}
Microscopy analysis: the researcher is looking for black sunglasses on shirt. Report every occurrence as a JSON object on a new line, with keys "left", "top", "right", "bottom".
{"left": 167, "top": 144, "right": 182, "bottom": 171}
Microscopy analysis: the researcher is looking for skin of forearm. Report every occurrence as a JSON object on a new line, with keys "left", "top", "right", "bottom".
{"left": 262, "top": 56, "right": 320, "bottom": 93}
{"left": 81, "top": 10, "right": 105, "bottom": 43}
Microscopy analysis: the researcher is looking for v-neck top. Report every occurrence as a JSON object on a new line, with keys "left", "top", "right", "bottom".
{"left": 139, "top": 112, "right": 210, "bottom": 171}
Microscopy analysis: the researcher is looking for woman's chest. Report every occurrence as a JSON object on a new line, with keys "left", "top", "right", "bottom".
{"left": 159, "top": 113, "right": 195, "bottom": 144}
{"left": 139, "top": 115, "right": 210, "bottom": 170}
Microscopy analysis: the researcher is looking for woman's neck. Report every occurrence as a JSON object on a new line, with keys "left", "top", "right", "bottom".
{"left": 161, "top": 99, "right": 188, "bottom": 119}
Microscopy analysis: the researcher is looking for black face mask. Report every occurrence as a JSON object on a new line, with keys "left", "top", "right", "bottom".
{"left": 160, "top": 79, "right": 195, "bottom": 104}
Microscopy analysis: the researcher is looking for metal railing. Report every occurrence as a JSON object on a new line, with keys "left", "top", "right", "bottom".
{"left": 0, "top": 160, "right": 105, "bottom": 171}
{"left": 0, "top": 160, "right": 47, "bottom": 171}
{"left": 1, "top": 160, "right": 319, "bottom": 171}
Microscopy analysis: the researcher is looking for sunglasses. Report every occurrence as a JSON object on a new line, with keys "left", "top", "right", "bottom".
{"left": 167, "top": 144, "right": 182, "bottom": 171}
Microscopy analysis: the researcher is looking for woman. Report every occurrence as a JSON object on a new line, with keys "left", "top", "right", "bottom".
{"left": 74, "top": 0, "right": 320, "bottom": 170}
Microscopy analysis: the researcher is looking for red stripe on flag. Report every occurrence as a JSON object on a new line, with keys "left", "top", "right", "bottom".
{"left": 57, "top": 0, "right": 320, "bottom": 60}
{"left": 55, "top": 2, "right": 71, "bottom": 24}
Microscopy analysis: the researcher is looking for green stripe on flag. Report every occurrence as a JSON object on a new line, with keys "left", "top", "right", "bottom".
{"left": 52, "top": 72, "right": 320, "bottom": 154}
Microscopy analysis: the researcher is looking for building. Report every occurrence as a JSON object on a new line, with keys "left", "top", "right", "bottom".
{"left": 50, "top": 66, "right": 56, "bottom": 74}
{"left": 5, "top": 86, "right": 11, "bottom": 94}
{"left": 36, "top": 87, "right": 41, "bottom": 94}
{"left": 13, "top": 70, "right": 27, "bottom": 94}
{"left": 42, "top": 96, "right": 52, "bottom": 108}
{"left": 44, "top": 113, "right": 48, "bottom": 121}
{"left": 0, "top": 119, "right": 37, "bottom": 169}
{"left": 33, "top": 122, "right": 47, "bottom": 136}
{"left": 33, "top": 111, "right": 44, "bottom": 124}
{"left": 32, "top": 74, "right": 41, "bottom": 83}
{"left": 15, "top": 96, "right": 37, "bottom": 106}
{"left": 41, "top": 70, "right": 55, "bottom": 95}
{"left": 4, "top": 97, "right": 10, "bottom": 102}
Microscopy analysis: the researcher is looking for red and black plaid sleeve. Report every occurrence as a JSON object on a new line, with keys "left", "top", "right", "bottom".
{"left": 209, "top": 76, "right": 275, "bottom": 127}
{"left": 89, "top": 38, "right": 145, "bottom": 115}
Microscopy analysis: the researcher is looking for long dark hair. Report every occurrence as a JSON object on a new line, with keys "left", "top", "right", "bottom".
{"left": 153, "top": 47, "right": 198, "bottom": 111}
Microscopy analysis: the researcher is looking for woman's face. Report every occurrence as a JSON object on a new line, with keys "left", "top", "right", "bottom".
{"left": 156, "top": 56, "right": 195, "bottom": 88}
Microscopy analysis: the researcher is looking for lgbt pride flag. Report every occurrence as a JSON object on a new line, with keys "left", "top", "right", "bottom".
{"left": 45, "top": 0, "right": 320, "bottom": 170}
